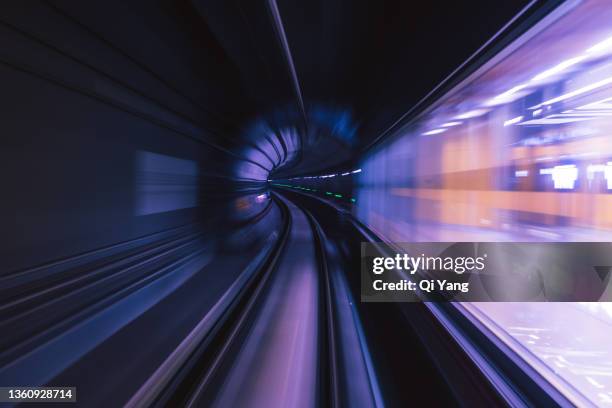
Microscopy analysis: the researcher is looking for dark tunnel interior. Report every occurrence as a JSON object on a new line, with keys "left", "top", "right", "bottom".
{"left": 2, "top": 0, "right": 531, "bottom": 270}
{"left": 5, "top": 1, "right": 612, "bottom": 407}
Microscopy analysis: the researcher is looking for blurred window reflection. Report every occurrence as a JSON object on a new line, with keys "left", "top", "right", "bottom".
{"left": 135, "top": 151, "right": 198, "bottom": 215}
{"left": 356, "top": 1, "right": 612, "bottom": 405}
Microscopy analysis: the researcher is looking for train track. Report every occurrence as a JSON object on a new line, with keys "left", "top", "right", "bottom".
{"left": 0, "top": 191, "right": 383, "bottom": 407}
{"left": 127, "top": 191, "right": 380, "bottom": 407}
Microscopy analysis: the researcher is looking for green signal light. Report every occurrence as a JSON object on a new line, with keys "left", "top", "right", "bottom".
{"left": 334, "top": 194, "right": 342, "bottom": 198}
{"left": 350, "top": 198, "right": 356, "bottom": 203}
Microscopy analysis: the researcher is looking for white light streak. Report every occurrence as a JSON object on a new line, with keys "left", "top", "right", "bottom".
{"left": 587, "top": 35, "right": 612, "bottom": 54}
{"left": 504, "top": 115, "right": 523, "bottom": 126}
{"left": 532, "top": 76, "right": 612, "bottom": 109}
{"left": 422, "top": 128, "right": 447, "bottom": 136}
{"left": 531, "top": 56, "right": 586, "bottom": 81}
{"left": 454, "top": 109, "right": 489, "bottom": 120}
{"left": 540, "top": 165, "right": 578, "bottom": 189}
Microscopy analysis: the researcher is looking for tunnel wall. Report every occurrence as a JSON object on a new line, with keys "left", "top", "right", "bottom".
{"left": 0, "top": 1, "right": 266, "bottom": 273}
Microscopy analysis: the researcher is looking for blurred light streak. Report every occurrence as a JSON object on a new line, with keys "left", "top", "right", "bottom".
{"left": 504, "top": 115, "right": 523, "bottom": 126}
{"left": 531, "top": 56, "right": 586, "bottom": 81}
{"left": 518, "top": 117, "right": 592, "bottom": 125}
{"left": 587, "top": 35, "right": 612, "bottom": 54}
{"left": 532, "top": 76, "right": 612, "bottom": 109}
{"left": 422, "top": 128, "right": 447, "bottom": 136}
{"left": 487, "top": 84, "right": 528, "bottom": 106}
{"left": 454, "top": 109, "right": 489, "bottom": 120}
{"left": 354, "top": 2, "right": 612, "bottom": 404}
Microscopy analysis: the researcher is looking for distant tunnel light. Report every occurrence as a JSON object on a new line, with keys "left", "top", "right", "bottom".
{"left": 310, "top": 169, "right": 362, "bottom": 179}
{"left": 422, "top": 128, "right": 447, "bottom": 136}
{"left": 504, "top": 115, "right": 523, "bottom": 126}
{"left": 540, "top": 165, "right": 578, "bottom": 189}
{"left": 441, "top": 121, "right": 462, "bottom": 127}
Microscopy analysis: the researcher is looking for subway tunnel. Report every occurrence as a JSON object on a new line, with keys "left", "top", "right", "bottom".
{"left": 3, "top": 0, "right": 612, "bottom": 407}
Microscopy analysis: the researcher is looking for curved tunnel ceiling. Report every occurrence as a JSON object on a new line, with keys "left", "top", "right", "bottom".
{"left": 181, "top": 0, "right": 538, "bottom": 180}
